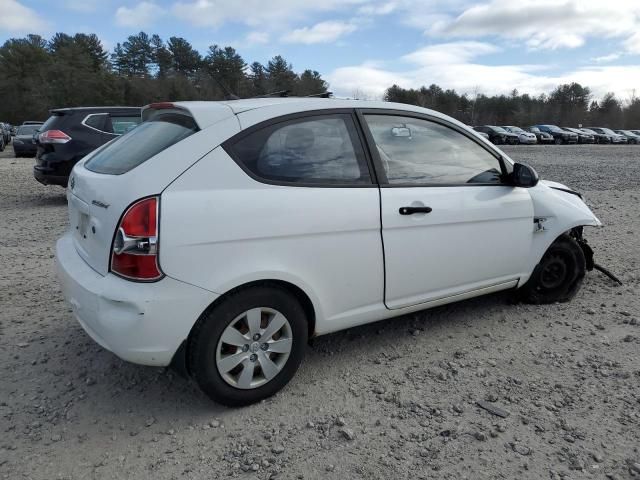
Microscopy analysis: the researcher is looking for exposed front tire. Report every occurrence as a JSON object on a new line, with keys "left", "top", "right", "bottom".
{"left": 554, "top": 137, "right": 563, "bottom": 145}
{"left": 518, "top": 234, "right": 586, "bottom": 304}
{"left": 188, "top": 286, "right": 308, "bottom": 406}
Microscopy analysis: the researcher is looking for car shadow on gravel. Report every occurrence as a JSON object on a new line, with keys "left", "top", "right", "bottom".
{"left": 42, "top": 271, "right": 620, "bottom": 419}
{"left": 14, "top": 192, "right": 68, "bottom": 208}
{"left": 43, "top": 290, "right": 512, "bottom": 419}
{"left": 307, "top": 290, "right": 512, "bottom": 357}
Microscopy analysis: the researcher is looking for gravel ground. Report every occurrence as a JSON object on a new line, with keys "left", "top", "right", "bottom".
{"left": 1, "top": 144, "right": 639, "bottom": 480}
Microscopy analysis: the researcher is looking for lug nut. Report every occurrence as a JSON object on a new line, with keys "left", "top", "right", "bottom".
{"left": 253, "top": 333, "right": 261, "bottom": 341}
{"left": 250, "top": 354, "right": 258, "bottom": 362}
{"left": 261, "top": 343, "right": 268, "bottom": 351}
{"left": 242, "top": 344, "right": 249, "bottom": 352}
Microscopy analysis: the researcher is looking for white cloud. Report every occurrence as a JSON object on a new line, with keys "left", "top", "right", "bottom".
{"left": 171, "top": 0, "right": 366, "bottom": 28}
{"left": 434, "top": 0, "right": 640, "bottom": 53}
{"left": 0, "top": 0, "right": 49, "bottom": 34}
{"left": 245, "top": 31, "right": 270, "bottom": 45}
{"left": 358, "top": 1, "right": 397, "bottom": 16}
{"left": 115, "top": 1, "right": 166, "bottom": 28}
{"left": 624, "top": 31, "right": 640, "bottom": 54}
{"left": 327, "top": 41, "right": 640, "bottom": 100}
{"left": 402, "top": 41, "right": 499, "bottom": 65}
{"left": 282, "top": 21, "right": 357, "bottom": 44}
{"left": 591, "top": 53, "right": 622, "bottom": 63}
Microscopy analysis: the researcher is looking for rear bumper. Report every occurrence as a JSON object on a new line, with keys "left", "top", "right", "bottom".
{"left": 12, "top": 143, "right": 37, "bottom": 156}
{"left": 55, "top": 232, "right": 217, "bottom": 366}
{"left": 34, "top": 151, "right": 76, "bottom": 186}
{"left": 34, "top": 166, "right": 68, "bottom": 186}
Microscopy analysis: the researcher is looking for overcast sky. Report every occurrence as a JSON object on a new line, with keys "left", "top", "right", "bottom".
{"left": 2, "top": 0, "right": 640, "bottom": 100}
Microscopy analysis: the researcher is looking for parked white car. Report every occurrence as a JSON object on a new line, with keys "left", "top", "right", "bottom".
{"left": 56, "top": 99, "right": 601, "bottom": 406}
{"left": 502, "top": 126, "right": 537, "bottom": 145}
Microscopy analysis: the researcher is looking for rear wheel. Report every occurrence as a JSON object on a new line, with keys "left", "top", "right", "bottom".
{"left": 518, "top": 234, "right": 586, "bottom": 304}
{"left": 554, "top": 137, "right": 563, "bottom": 145}
{"left": 188, "top": 286, "right": 308, "bottom": 406}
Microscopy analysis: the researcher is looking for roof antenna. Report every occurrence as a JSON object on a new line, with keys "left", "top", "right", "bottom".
{"left": 306, "top": 91, "right": 333, "bottom": 98}
{"left": 212, "top": 76, "right": 240, "bottom": 100}
{"left": 251, "top": 90, "right": 290, "bottom": 98}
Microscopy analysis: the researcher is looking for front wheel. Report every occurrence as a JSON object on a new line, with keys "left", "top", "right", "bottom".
{"left": 554, "top": 137, "right": 563, "bottom": 145}
{"left": 188, "top": 286, "right": 308, "bottom": 406}
{"left": 518, "top": 234, "right": 586, "bottom": 304}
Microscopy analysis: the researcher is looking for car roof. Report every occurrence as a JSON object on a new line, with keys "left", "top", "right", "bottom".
{"left": 169, "top": 98, "right": 469, "bottom": 130}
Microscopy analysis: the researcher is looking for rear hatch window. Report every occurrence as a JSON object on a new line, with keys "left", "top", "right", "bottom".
{"left": 84, "top": 112, "right": 198, "bottom": 175}
{"left": 40, "top": 113, "right": 66, "bottom": 132}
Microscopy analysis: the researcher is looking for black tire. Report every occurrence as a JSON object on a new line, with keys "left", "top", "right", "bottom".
{"left": 188, "top": 286, "right": 308, "bottom": 406}
{"left": 518, "top": 234, "right": 586, "bottom": 304}
{"left": 554, "top": 137, "right": 563, "bottom": 145}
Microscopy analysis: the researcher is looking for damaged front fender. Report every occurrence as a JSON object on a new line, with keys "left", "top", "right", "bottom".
{"left": 519, "top": 180, "right": 601, "bottom": 286}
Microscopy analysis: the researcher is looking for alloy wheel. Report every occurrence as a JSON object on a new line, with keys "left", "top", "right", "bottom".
{"left": 216, "top": 307, "right": 293, "bottom": 389}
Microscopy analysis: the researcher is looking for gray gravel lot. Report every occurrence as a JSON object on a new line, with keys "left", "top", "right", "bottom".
{"left": 1, "top": 145, "right": 639, "bottom": 479}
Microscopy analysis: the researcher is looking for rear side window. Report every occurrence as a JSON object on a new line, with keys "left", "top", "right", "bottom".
{"left": 83, "top": 113, "right": 108, "bottom": 131}
{"left": 84, "top": 112, "right": 198, "bottom": 175}
{"left": 225, "top": 114, "right": 371, "bottom": 185}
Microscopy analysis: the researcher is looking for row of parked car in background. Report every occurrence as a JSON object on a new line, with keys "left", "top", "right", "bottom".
{"left": 473, "top": 124, "right": 640, "bottom": 145}
{"left": 2, "top": 108, "right": 639, "bottom": 190}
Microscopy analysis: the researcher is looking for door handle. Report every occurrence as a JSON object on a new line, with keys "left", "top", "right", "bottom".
{"left": 399, "top": 206, "right": 432, "bottom": 215}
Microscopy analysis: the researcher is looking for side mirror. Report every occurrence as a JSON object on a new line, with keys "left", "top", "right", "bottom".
{"left": 510, "top": 162, "right": 539, "bottom": 188}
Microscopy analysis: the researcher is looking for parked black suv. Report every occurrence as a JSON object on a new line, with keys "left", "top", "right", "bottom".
{"left": 34, "top": 107, "right": 141, "bottom": 186}
{"left": 473, "top": 125, "right": 519, "bottom": 145}
{"left": 532, "top": 125, "right": 578, "bottom": 144}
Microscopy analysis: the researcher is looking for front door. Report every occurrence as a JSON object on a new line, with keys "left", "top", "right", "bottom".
{"left": 360, "top": 112, "right": 534, "bottom": 309}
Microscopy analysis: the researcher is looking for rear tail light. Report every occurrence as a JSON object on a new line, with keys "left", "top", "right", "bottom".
{"left": 110, "top": 196, "right": 163, "bottom": 281}
{"left": 39, "top": 130, "right": 71, "bottom": 144}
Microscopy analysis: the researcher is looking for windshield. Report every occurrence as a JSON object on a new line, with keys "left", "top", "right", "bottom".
{"left": 599, "top": 128, "right": 616, "bottom": 135}
{"left": 505, "top": 126, "right": 524, "bottom": 133}
{"left": 84, "top": 112, "right": 199, "bottom": 175}
{"left": 17, "top": 125, "right": 40, "bottom": 135}
{"left": 16, "top": 125, "right": 40, "bottom": 135}
{"left": 581, "top": 129, "right": 596, "bottom": 134}
{"left": 542, "top": 125, "right": 563, "bottom": 133}
{"left": 492, "top": 126, "right": 508, "bottom": 133}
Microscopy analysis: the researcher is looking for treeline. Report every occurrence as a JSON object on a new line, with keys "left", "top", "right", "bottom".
{"left": 2, "top": 31, "right": 639, "bottom": 129}
{"left": 0, "top": 32, "right": 328, "bottom": 124}
{"left": 384, "top": 83, "right": 640, "bottom": 129}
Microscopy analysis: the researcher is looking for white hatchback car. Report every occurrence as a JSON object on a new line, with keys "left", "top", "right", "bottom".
{"left": 56, "top": 99, "right": 601, "bottom": 406}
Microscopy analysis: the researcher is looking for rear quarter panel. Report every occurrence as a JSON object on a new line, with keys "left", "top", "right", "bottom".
{"left": 159, "top": 147, "right": 384, "bottom": 333}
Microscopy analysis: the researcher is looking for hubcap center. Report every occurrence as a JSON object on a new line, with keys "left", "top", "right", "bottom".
{"left": 250, "top": 342, "right": 261, "bottom": 353}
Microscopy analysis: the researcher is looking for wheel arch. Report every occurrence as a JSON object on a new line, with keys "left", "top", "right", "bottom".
{"left": 172, "top": 278, "right": 318, "bottom": 378}
{"left": 519, "top": 221, "right": 599, "bottom": 287}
